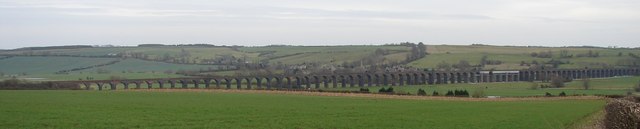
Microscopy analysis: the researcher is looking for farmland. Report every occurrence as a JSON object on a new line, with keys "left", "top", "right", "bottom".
{"left": 409, "top": 45, "right": 638, "bottom": 70}
{"left": 0, "top": 44, "right": 638, "bottom": 129}
{"left": 328, "top": 76, "right": 640, "bottom": 97}
{"left": 0, "top": 90, "right": 604, "bottom": 129}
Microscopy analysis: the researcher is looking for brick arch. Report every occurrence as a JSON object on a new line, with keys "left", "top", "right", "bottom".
{"left": 356, "top": 74, "right": 364, "bottom": 87}
{"left": 366, "top": 74, "right": 373, "bottom": 87}
{"left": 313, "top": 76, "right": 320, "bottom": 89}
{"left": 244, "top": 78, "right": 253, "bottom": 89}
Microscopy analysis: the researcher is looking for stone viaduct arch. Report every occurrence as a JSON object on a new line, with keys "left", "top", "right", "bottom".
{"left": 71, "top": 68, "right": 638, "bottom": 91}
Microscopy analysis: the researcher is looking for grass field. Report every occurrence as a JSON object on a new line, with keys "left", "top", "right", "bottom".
{"left": 0, "top": 56, "right": 118, "bottom": 74}
{"left": 0, "top": 57, "right": 221, "bottom": 81}
{"left": 4, "top": 45, "right": 636, "bottom": 70}
{"left": 0, "top": 90, "right": 604, "bottom": 129}
{"left": 326, "top": 76, "right": 640, "bottom": 97}
{"left": 76, "top": 59, "right": 223, "bottom": 73}
{"left": 2, "top": 45, "right": 638, "bottom": 81}
{"left": 238, "top": 45, "right": 409, "bottom": 64}
{"left": 409, "top": 45, "right": 639, "bottom": 70}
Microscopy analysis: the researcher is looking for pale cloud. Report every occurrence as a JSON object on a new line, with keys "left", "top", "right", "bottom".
{"left": 0, "top": 0, "right": 639, "bottom": 49}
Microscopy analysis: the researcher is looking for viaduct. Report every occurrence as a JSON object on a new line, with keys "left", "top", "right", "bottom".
{"left": 63, "top": 68, "right": 640, "bottom": 90}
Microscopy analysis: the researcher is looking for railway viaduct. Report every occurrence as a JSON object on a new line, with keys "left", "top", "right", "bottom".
{"left": 63, "top": 68, "right": 640, "bottom": 90}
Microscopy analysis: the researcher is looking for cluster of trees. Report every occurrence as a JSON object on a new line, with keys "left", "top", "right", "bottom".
{"left": 359, "top": 88, "right": 370, "bottom": 93}
{"left": 480, "top": 55, "right": 503, "bottom": 66}
{"left": 137, "top": 44, "right": 221, "bottom": 47}
{"left": 559, "top": 50, "right": 573, "bottom": 58}
{"left": 405, "top": 42, "right": 427, "bottom": 62}
{"left": 530, "top": 51, "right": 553, "bottom": 58}
{"left": 617, "top": 53, "right": 640, "bottom": 67}
{"left": 55, "top": 60, "right": 121, "bottom": 74}
{"left": 545, "top": 92, "right": 567, "bottom": 97}
{"left": 436, "top": 60, "right": 477, "bottom": 71}
{"left": 633, "top": 80, "right": 640, "bottom": 92}
{"left": 0, "top": 78, "right": 81, "bottom": 90}
{"left": 417, "top": 89, "right": 427, "bottom": 96}
{"left": 378, "top": 87, "right": 395, "bottom": 94}
{"left": 550, "top": 74, "right": 573, "bottom": 88}
{"left": 530, "top": 50, "right": 602, "bottom": 59}
{"left": 444, "top": 90, "right": 469, "bottom": 97}
{"left": 576, "top": 50, "right": 600, "bottom": 58}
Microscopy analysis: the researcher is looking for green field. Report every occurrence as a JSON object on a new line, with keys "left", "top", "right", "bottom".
{"left": 238, "top": 45, "right": 409, "bottom": 64}
{"left": 0, "top": 57, "right": 225, "bottom": 81}
{"left": 0, "top": 56, "right": 118, "bottom": 74}
{"left": 409, "top": 45, "right": 639, "bottom": 70}
{"left": 2, "top": 45, "right": 638, "bottom": 81}
{"left": 330, "top": 76, "right": 640, "bottom": 97}
{"left": 0, "top": 90, "right": 604, "bottom": 129}
{"left": 76, "top": 59, "right": 223, "bottom": 73}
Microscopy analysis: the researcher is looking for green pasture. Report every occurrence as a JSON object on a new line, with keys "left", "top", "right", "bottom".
{"left": 24, "top": 73, "right": 187, "bottom": 81}
{"left": 239, "top": 45, "right": 409, "bottom": 64}
{"left": 0, "top": 57, "right": 222, "bottom": 81}
{"left": 2, "top": 45, "right": 638, "bottom": 70}
{"left": 409, "top": 45, "right": 639, "bottom": 70}
{"left": 76, "top": 59, "right": 223, "bottom": 73}
{"left": 0, "top": 56, "right": 118, "bottom": 74}
{"left": 330, "top": 76, "right": 640, "bottom": 97}
{"left": 0, "top": 90, "right": 604, "bottom": 129}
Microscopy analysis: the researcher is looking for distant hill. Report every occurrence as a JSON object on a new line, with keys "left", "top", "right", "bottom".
{"left": 1, "top": 44, "right": 638, "bottom": 81}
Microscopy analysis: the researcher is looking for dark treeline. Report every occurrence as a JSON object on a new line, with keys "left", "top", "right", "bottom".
{"left": 55, "top": 60, "right": 122, "bottom": 74}
{"left": 13, "top": 45, "right": 93, "bottom": 51}
{"left": 0, "top": 79, "right": 81, "bottom": 90}
{"left": 138, "top": 44, "right": 232, "bottom": 47}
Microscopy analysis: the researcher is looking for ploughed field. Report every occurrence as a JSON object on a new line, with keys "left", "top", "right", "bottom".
{"left": 0, "top": 90, "right": 603, "bottom": 129}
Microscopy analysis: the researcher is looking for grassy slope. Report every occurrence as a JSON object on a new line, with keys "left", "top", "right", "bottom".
{"left": 0, "top": 56, "right": 118, "bottom": 74}
{"left": 409, "top": 45, "right": 639, "bottom": 70}
{"left": 77, "top": 59, "right": 222, "bottom": 73}
{"left": 3, "top": 45, "right": 637, "bottom": 69}
{"left": 238, "top": 45, "right": 409, "bottom": 64}
{"left": 1, "top": 45, "right": 638, "bottom": 81}
{"left": 0, "top": 57, "right": 220, "bottom": 81}
{"left": 0, "top": 47, "right": 259, "bottom": 63}
{"left": 0, "top": 90, "right": 604, "bottom": 129}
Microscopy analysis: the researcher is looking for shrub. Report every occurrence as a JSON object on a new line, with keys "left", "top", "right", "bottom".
{"left": 359, "top": 88, "right": 370, "bottom": 93}
{"left": 378, "top": 87, "right": 387, "bottom": 93}
{"left": 582, "top": 78, "right": 590, "bottom": 90}
{"left": 545, "top": 92, "right": 553, "bottom": 97}
{"left": 432, "top": 91, "right": 440, "bottom": 96}
{"left": 529, "top": 82, "right": 539, "bottom": 90}
{"left": 457, "top": 90, "right": 469, "bottom": 97}
{"left": 445, "top": 90, "right": 454, "bottom": 96}
{"left": 378, "top": 87, "right": 394, "bottom": 94}
{"left": 0, "top": 78, "right": 81, "bottom": 90}
{"left": 559, "top": 91, "right": 567, "bottom": 97}
{"left": 471, "top": 87, "right": 486, "bottom": 98}
{"left": 635, "top": 80, "right": 640, "bottom": 92}
{"left": 550, "top": 75, "right": 566, "bottom": 88}
{"left": 417, "top": 89, "right": 427, "bottom": 96}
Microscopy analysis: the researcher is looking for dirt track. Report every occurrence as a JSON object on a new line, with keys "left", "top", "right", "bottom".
{"left": 121, "top": 89, "right": 604, "bottom": 102}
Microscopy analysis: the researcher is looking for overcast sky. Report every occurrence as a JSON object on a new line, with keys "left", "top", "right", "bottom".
{"left": 1, "top": 0, "right": 639, "bottom": 49}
